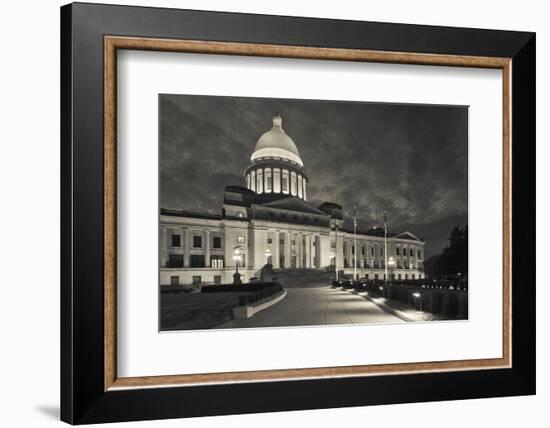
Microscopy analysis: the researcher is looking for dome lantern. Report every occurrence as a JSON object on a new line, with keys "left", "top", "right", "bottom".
{"left": 250, "top": 114, "right": 303, "bottom": 166}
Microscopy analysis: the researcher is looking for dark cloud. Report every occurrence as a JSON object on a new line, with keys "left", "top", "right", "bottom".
{"left": 160, "top": 94, "right": 468, "bottom": 257}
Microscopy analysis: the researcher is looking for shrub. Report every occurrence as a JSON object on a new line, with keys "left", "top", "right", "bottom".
{"left": 430, "top": 291, "right": 443, "bottom": 314}
{"left": 202, "top": 282, "right": 282, "bottom": 293}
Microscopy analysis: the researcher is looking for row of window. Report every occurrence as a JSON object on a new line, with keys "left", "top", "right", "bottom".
{"left": 170, "top": 234, "right": 230, "bottom": 249}
{"left": 170, "top": 275, "right": 222, "bottom": 286}
{"left": 348, "top": 244, "right": 422, "bottom": 259}
{"left": 167, "top": 254, "right": 229, "bottom": 269}
{"left": 341, "top": 259, "right": 418, "bottom": 269}
{"left": 171, "top": 233, "right": 422, "bottom": 259}
{"left": 247, "top": 168, "right": 307, "bottom": 199}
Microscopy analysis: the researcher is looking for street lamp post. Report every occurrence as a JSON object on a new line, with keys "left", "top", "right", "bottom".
{"left": 233, "top": 247, "right": 243, "bottom": 284}
{"left": 353, "top": 207, "right": 357, "bottom": 281}
{"left": 388, "top": 256, "right": 395, "bottom": 283}
{"left": 330, "top": 220, "right": 340, "bottom": 282}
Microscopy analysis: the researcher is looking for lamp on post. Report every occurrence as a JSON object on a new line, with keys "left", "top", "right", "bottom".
{"left": 233, "top": 246, "right": 243, "bottom": 284}
{"left": 330, "top": 219, "right": 340, "bottom": 282}
{"left": 388, "top": 256, "right": 396, "bottom": 283}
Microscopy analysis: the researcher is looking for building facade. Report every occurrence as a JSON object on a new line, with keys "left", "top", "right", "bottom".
{"left": 160, "top": 114, "right": 425, "bottom": 287}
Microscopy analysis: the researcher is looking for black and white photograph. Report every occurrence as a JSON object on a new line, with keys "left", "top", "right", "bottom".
{"left": 159, "top": 94, "right": 468, "bottom": 331}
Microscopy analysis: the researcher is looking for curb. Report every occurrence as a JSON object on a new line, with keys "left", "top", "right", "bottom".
{"left": 347, "top": 290, "right": 417, "bottom": 322}
{"left": 233, "top": 289, "right": 287, "bottom": 319}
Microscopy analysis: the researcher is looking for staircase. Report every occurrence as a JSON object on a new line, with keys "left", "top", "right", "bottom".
{"left": 272, "top": 268, "right": 334, "bottom": 288}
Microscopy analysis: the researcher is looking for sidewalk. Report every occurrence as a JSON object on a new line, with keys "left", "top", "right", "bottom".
{"left": 346, "top": 289, "right": 434, "bottom": 322}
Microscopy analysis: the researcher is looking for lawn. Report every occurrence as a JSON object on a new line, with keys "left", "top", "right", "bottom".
{"left": 160, "top": 291, "right": 243, "bottom": 331}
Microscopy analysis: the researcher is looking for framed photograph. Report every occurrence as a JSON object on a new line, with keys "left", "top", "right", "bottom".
{"left": 61, "top": 2, "right": 535, "bottom": 424}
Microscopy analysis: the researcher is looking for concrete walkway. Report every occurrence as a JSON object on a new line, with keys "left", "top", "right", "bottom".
{"left": 217, "top": 286, "right": 403, "bottom": 329}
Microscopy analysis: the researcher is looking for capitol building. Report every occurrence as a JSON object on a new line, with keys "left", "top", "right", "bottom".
{"left": 160, "top": 114, "right": 425, "bottom": 287}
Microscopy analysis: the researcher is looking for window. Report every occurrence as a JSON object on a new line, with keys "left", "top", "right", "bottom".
{"left": 290, "top": 171, "right": 297, "bottom": 195}
{"left": 171, "top": 234, "right": 181, "bottom": 247}
{"left": 398, "top": 274, "right": 402, "bottom": 280}
{"left": 279, "top": 256, "right": 285, "bottom": 268}
{"left": 297, "top": 175, "right": 303, "bottom": 198}
{"left": 238, "top": 236, "right": 245, "bottom": 243}
{"left": 210, "top": 255, "right": 224, "bottom": 269}
{"left": 267, "top": 238, "right": 273, "bottom": 244}
{"left": 282, "top": 169, "right": 289, "bottom": 194}
{"left": 213, "top": 275, "right": 222, "bottom": 284}
{"left": 362, "top": 246, "right": 365, "bottom": 255}
{"left": 265, "top": 168, "right": 272, "bottom": 192}
{"left": 273, "top": 168, "right": 281, "bottom": 193}
{"left": 170, "top": 276, "right": 179, "bottom": 286}
{"left": 410, "top": 248, "right": 414, "bottom": 256}
{"left": 193, "top": 235, "right": 202, "bottom": 248}
{"left": 418, "top": 249, "right": 422, "bottom": 259}
{"left": 380, "top": 247, "right": 384, "bottom": 256}
{"left": 190, "top": 255, "right": 205, "bottom": 268}
{"left": 256, "top": 169, "right": 263, "bottom": 193}
{"left": 405, "top": 274, "right": 408, "bottom": 280}
{"left": 303, "top": 178, "right": 307, "bottom": 200}
{"left": 168, "top": 254, "right": 183, "bottom": 268}
{"left": 352, "top": 245, "right": 355, "bottom": 255}
{"left": 396, "top": 247, "right": 400, "bottom": 255}
{"left": 192, "top": 276, "right": 202, "bottom": 284}
{"left": 279, "top": 236, "right": 285, "bottom": 244}
{"left": 291, "top": 239, "right": 296, "bottom": 246}
{"left": 213, "top": 237, "right": 222, "bottom": 249}
{"left": 246, "top": 173, "right": 250, "bottom": 189}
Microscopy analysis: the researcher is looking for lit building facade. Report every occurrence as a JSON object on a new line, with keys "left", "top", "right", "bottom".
{"left": 160, "top": 114, "right": 425, "bottom": 286}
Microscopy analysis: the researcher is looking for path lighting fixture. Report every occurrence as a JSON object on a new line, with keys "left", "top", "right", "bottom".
{"left": 412, "top": 292, "right": 422, "bottom": 312}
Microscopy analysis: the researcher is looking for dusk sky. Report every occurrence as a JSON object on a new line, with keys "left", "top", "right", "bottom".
{"left": 159, "top": 94, "right": 468, "bottom": 258}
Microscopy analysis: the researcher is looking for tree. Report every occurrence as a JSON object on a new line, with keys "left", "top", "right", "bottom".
{"left": 425, "top": 226, "right": 468, "bottom": 279}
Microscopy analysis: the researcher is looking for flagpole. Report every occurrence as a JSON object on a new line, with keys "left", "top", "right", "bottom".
{"left": 353, "top": 206, "right": 357, "bottom": 281}
{"left": 384, "top": 211, "right": 388, "bottom": 285}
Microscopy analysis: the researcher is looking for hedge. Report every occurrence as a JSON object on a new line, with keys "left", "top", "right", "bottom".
{"left": 237, "top": 284, "right": 284, "bottom": 306}
{"left": 201, "top": 282, "right": 282, "bottom": 293}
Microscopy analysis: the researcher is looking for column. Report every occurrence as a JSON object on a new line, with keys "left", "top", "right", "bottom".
{"left": 284, "top": 232, "right": 291, "bottom": 268}
{"left": 183, "top": 229, "right": 190, "bottom": 267}
{"left": 315, "top": 235, "right": 321, "bottom": 268}
{"left": 204, "top": 230, "right": 211, "bottom": 268}
{"left": 160, "top": 227, "right": 168, "bottom": 267}
{"left": 273, "top": 232, "right": 280, "bottom": 268}
{"left": 297, "top": 233, "right": 303, "bottom": 268}
{"left": 305, "top": 235, "right": 311, "bottom": 268}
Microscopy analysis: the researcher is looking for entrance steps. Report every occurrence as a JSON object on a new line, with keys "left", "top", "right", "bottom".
{"left": 272, "top": 268, "right": 333, "bottom": 288}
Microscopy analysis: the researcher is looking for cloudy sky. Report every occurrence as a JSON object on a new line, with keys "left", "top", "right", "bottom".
{"left": 160, "top": 94, "right": 467, "bottom": 257}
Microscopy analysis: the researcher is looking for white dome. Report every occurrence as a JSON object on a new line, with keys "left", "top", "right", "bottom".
{"left": 251, "top": 114, "right": 303, "bottom": 166}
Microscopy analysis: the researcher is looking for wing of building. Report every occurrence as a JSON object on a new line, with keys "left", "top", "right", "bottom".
{"left": 160, "top": 114, "right": 425, "bottom": 287}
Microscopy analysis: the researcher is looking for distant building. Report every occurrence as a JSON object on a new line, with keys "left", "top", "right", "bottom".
{"left": 160, "top": 114, "right": 425, "bottom": 286}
